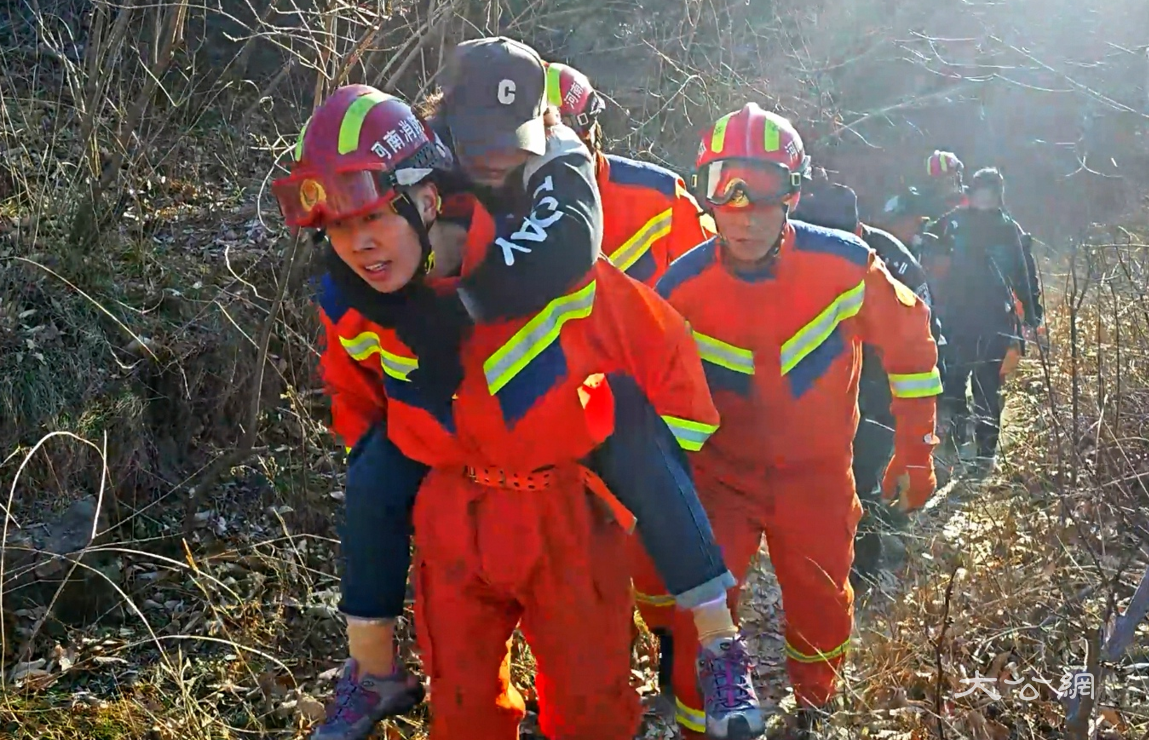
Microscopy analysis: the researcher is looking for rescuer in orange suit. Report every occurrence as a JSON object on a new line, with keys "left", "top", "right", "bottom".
{"left": 282, "top": 90, "right": 726, "bottom": 739}
{"left": 545, "top": 61, "right": 715, "bottom": 285}
{"left": 631, "top": 104, "right": 943, "bottom": 739}
{"left": 275, "top": 48, "right": 764, "bottom": 738}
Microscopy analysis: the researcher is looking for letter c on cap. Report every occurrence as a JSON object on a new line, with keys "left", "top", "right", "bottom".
{"left": 498, "top": 79, "right": 516, "bottom": 104}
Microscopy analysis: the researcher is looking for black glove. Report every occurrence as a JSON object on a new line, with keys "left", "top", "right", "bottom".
{"left": 392, "top": 283, "right": 473, "bottom": 405}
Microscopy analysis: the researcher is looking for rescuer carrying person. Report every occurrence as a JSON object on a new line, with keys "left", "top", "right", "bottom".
{"left": 791, "top": 177, "right": 947, "bottom": 584}
{"left": 274, "top": 38, "right": 761, "bottom": 740}
{"left": 630, "top": 103, "right": 943, "bottom": 738}
{"left": 544, "top": 61, "right": 715, "bottom": 285}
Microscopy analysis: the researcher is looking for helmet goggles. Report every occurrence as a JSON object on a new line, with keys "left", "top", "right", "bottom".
{"left": 272, "top": 141, "right": 444, "bottom": 228}
{"left": 695, "top": 158, "right": 804, "bottom": 208}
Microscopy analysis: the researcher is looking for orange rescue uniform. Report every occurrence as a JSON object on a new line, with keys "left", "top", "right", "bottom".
{"left": 319, "top": 203, "right": 720, "bottom": 740}
{"left": 632, "top": 221, "right": 941, "bottom": 733}
{"left": 595, "top": 152, "right": 715, "bottom": 285}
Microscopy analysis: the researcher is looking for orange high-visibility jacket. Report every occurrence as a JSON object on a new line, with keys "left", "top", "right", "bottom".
{"left": 596, "top": 153, "right": 715, "bottom": 286}
{"left": 318, "top": 199, "right": 720, "bottom": 467}
{"left": 656, "top": 220, "right": 941, "bottom": 492}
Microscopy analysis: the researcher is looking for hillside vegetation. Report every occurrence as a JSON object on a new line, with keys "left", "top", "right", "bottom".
{"left": 1, "top": 0, "right": 1148, "bottom": 737}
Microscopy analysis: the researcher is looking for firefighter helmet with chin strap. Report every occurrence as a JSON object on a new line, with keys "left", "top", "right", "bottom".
{"left": 272, "top": 85, "right": 453, "bottom": 275}
{"left": 692, "top": 103, "right": 811, "bottom": 208}
{"left": 274, "top": 85, "right": 453, "bottom": 228}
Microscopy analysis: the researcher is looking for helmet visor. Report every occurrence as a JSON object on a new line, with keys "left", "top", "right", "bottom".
{"left": 272, "top": 169, "right": 399, "bottom": 228}
{"left": 695, "top": 159, "right": 802, "bottom": 207}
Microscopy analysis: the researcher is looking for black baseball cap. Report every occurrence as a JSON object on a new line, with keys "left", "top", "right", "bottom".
{"left": 441, "top": 37, "right": 548, "bottom": 157}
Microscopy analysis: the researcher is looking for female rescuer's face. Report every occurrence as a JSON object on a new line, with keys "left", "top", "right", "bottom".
{"left": 325, "top": 184, "right": 439, "bottom": 293}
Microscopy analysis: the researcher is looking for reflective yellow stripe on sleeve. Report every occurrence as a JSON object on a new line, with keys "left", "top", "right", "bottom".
{"left": 484, "top": 281, "right": 597, "bottom": 394}
{"left": 339, "top": 332, "right": 419, "bottom": 381}
{"left": 889, "top": 368, "right": 943, "bottom": 398}
{"left": 780, "top": 280, "right": 865, "bottom": 375}
{"left": 693, "top": 331, "right": 755, "bottom": 375}
{"left": 675, "top": 697, "right": 707, "bottom": 733}
{"left": 633, "top": 590, "right": 676, "bottom": 608}
{"left": 609, "top": 208, "right": 673, "bottom": 274}
{"left": 784, "top": 637, "right": 850, "bottom": 664}
{"left": 660, "top": 415, "right": 718, "bottom": 452}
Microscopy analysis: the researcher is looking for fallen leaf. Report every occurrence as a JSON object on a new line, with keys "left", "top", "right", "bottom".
{"left": 52, "top": 644, "right": 75, "bottom": 672}
{"left": 297, "top": 695, "right": 326, "bottom": 723}
{"left": 869, "top": 686, "right": 909, "bottom": 709}
{"left": 1099, "top": 707, "right": 1123, "bottom": 730}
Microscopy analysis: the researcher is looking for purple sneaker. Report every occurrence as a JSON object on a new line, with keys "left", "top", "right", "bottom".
{"left": 311, "top": 659, "right": 425, "bottom": 740}
{"left": 696, "top": 636, "right": 765, "bottom": 739}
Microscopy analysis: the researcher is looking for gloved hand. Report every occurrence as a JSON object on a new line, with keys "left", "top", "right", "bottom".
{"left": 881, "top": 433, "right": 939, "bottom": 512}
{"left": 393, "top": 282, "right": 473, "bottom": 406}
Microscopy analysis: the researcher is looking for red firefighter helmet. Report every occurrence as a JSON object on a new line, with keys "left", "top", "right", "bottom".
{"left": 926, "top": 150, "right": 963, "bottom": 178}
{"left": 544, "top": 62, "right": 606, "bottom": 137}
{"left": 272, "top": 85, "right": 453, "bottom": 228}
{"left": 692, "top": 103, "right": 810, "bottom": 207}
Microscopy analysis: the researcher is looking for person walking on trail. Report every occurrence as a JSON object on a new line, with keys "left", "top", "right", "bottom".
{"left": 273, "top": 41, "right": 762, "bottom": 740}
{"left": 631, "top": 104, "right": 943, "bottom": 739}
{"left": 791, "top": 178, "right": 947, "bottom": 585}
{"left": 544, "top": 61, "right": 716, "bottom": 285}
{"left": 926, "top": 167, "right": 1042, "bottom": 469}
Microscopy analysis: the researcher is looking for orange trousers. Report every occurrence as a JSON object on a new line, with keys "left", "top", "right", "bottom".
{"left": 413, "top": 466, "right": 640, "bottom": 740}
{"left": 632, "top": 464, "right": 862, "bottom": 737}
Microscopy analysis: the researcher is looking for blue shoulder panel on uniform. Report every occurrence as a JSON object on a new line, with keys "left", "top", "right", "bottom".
{"left": 316, "top": 272, "right": 350, "bottom": 323}
{"left": 386, "top": 376, "right": 456, "bottom": 433}
{"left": 791, "top": 221, "right": 871, "bottom": 267}
{"left": 495, "top": 340, "right": 568, "bottom": 428}
{"left": 787, "top": 326, "right": 847, "bottom": 398}
{"left": 625, "top": 250, "right": 658, "bottom": 285}
{"left": 703, "top": 363, "right": 754, "bottom": 397}
{"left": 605, "top": 154, "right": 679, "bottom": 199}
{"left": 656, "top": 237, "right": 718, "bottom": 299}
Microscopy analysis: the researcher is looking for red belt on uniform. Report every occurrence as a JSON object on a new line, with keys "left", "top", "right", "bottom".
{"left": 463, "top": 464, "right": 637, "bottom": 534}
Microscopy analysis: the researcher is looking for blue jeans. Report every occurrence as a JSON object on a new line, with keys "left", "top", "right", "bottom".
{"left": 337, "top": 372, "right": 734, "bottom": 620}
